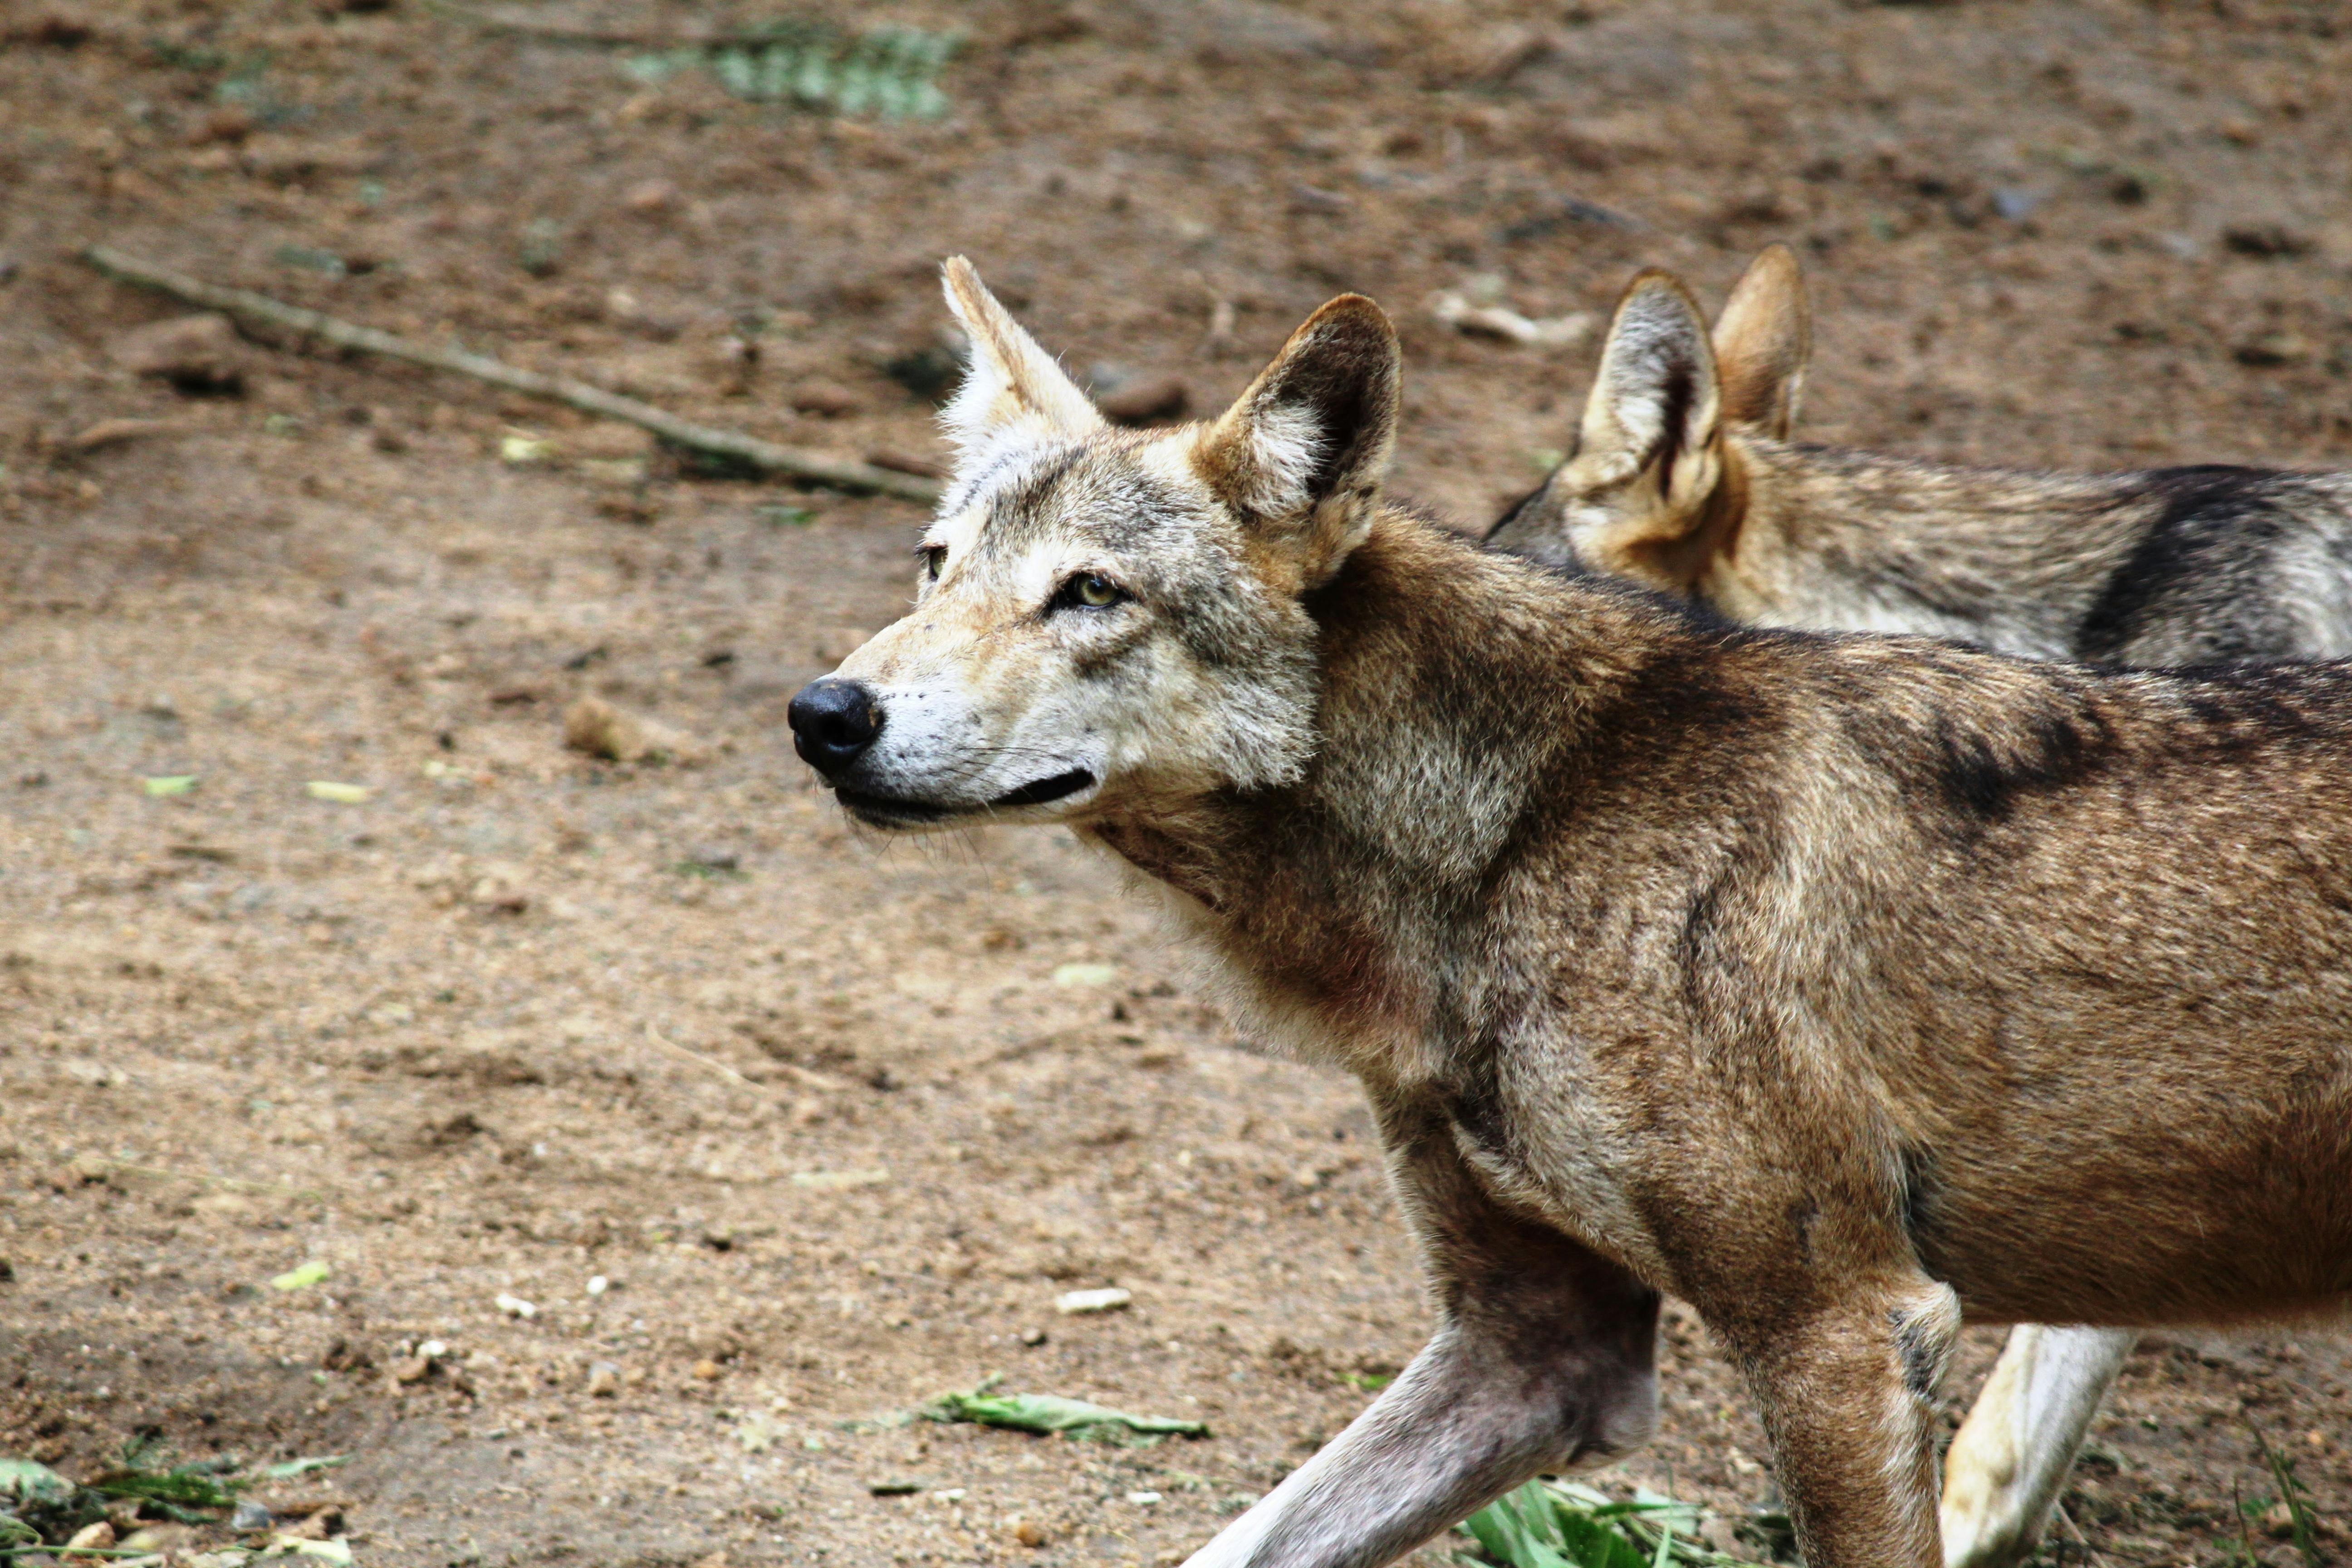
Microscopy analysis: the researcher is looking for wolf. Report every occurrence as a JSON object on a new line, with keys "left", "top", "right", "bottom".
{"left": 1487, "top": 246, "right": 2352, "bottom": 1568}
{"left": 789, "top": 261, "right": 2352, "bottom": 1568}
{"left": 1486, "top": 244, "right": 2352, "bottom": 667}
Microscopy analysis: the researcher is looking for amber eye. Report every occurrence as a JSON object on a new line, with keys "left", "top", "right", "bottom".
{"left": 1060, "top": 573, "right": 1123, "bottom": 610}
{"left": 918, "top": 545, "right": 946, "bottom": 581}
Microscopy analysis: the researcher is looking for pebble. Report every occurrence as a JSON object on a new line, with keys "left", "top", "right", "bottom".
{"left": 230, "top": 1499, "right": 274, "bottom": 1532}
{"left": 66, "top": 1521, "right": 116, "bottom": 1551}
{"left": 495, "top": 1292, "right": 538, "bottom": 1318}
{"left": 1096, "top": 372, "right": 1191, "bottom": 426}
{"left": 1009, "top": 1518, "right": 1049, "bottom": 1548}
{"left": 691, "top": 1357, "right": 724, "bottom": 1381}
{"left": 563, "top": 696, "right": 703, "bottom": 765}
{"left": 109, "top": 314, "right": 249, "bottom": 394}
{"left": 790, "top": 382, "right": 863, "bottom": 417}
{"left": 1018, "top": 1327, "right": 1048, "bottom": 1347}
{"left": 1054, "top": 1286, "right": 1132, "bottom": 1315}
{"left": 585, "top": 1361, "right": 622, "bottom": 1397}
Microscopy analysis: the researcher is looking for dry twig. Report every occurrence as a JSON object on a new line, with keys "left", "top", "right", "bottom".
{"left": 81, "top": 244, "right": 942, "bottom": 503}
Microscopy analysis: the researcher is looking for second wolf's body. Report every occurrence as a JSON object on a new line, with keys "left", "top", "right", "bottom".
{"left": 1485, "top": 248, "right": 2352, "bottom": 668}
{"left": 1529, "top": 443, "right": 2352, "bottom": 666}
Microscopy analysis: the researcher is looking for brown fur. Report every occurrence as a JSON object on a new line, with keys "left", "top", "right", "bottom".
{"left": 791, "top": 265, "right": 2352, "bottom": 1568}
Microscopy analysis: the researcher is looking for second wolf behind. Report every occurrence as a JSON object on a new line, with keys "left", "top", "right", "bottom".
{"left": 1486, "top": 244, "right": 2352, "bottom": 667}
{"left": 1487, "top": 246, "right": 2352, "bottom": 1568}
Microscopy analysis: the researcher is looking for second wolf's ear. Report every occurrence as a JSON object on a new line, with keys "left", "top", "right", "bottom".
{"left": 1575, "top": 270, "right": 1722, "bottom": 510}
{"left": 1712, "top": 243, "right": 1809, "bottom": 440}
{"left": 937, "top": 255, "right": 1103, "bottom": 459}
{"left": 1194, "top": 294, "right": 1399, "bottom": 589}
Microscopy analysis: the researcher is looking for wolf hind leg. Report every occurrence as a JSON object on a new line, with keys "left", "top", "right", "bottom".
{"left": 1940, "top": 1325, "right": 2136, "bottom": 1568}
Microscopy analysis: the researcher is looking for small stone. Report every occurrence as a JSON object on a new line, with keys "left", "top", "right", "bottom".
{"left": 2237, "top": 332, "right": 2314, "bottom": 368}
{"left": 563, "top": 696, "right": 702, "bottom": 764}
{"left": 110, "top": 314, "right": 248, "bottom": 394}
{"left": 1096, "top": 372, "right": 1190, "bottom": 426}
{"left": 495, "top": 1291, "right": 538, "bottom": 1318}
{"left": 2224, "top": 222, "right": 2313, "bottom": 259}
{"left": 468, "top": 870, "right": 530, "bottom": 914}
{"left": 66, "top": 1521, "right": 115, "bottom": 1552}
{"left": 230, "top": 1498, "right": 274, "bottom": 1532}
{"left": 188, "top": 105, "right": 255, "bottom": 145}
{"left": 1055, "top": 1286, "right": 1133, "bottom": 1315}
{"left": 1126, "top": 1490, "right": 1162, "bottom": 1506}
{"left": 692, "top": 1357, "right": 724, "bottom": 1381}
{"left": 281, "top": 1505, "right": 343, "bottom": 1541}
{"left": 790, "top": 382, "right": 864, "bottom": 417}
{"left": 623, "top": 179, "right": 678, "bottom": 215}
{"left": 1018, "top": 1327, "right": 1048, "bottom": 1347}
{"left": 586, "top": 1274, "right": 610, "bottom": 1297}
{"left": 585, "top": 1360, "right": 622, "bottom": 1397}
{"left": 389, "top": 1354, "right": 434, "bottom": 1385}
{"left": 1010, "top": 1518, "right": 1049, "bottom": 1548}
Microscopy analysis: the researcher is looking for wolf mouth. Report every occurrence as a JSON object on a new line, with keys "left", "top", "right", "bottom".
{"left": 834, "top": 768, "right": 1096, "bottom": 826}
{"left": 990, "top": 768, "right": 1096, "bottom": 808}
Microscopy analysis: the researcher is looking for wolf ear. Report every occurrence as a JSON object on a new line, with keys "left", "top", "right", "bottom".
{"left": 1570, "top": 270, "right": 1724, "bottom": 522}
{"left": 937, "top": 256, "right": 1103, "bottom": 459}
{"left": 1712, "top": 243, "right": 1809, "bottom": 441}
{"left": 1195, "top": 294, "right": 1399, "bottom": 588}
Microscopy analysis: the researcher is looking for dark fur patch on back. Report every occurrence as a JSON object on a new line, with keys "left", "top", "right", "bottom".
{"left": 2074, "top": 466, "right": 2286, "bottom": 662}
{"left": 1931, "top": 702, "right": 2119, "bottom": 821}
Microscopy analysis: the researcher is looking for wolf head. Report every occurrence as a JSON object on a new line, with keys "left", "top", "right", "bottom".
{"left": 1485, "top": 245, "right": 1809, "bottom": 591}
{"left": 787, "top": 258, "right": 1400, "bottom": 831}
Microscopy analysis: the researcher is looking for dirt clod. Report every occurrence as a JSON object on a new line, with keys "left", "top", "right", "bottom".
{"left": 108, "top": 314, "right": 248, "bottom": 395}
{"left": 563, "top": 696, "right": 701, "bottom": 764}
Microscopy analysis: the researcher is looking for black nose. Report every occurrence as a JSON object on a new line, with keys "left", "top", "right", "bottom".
{"left": 789, "top": 678, "right": 885, "bottom": 778}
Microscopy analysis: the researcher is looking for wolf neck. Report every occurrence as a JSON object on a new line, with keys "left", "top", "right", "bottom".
{"left": 1090, "top": 512, "right": 1638, "bottom": 1086}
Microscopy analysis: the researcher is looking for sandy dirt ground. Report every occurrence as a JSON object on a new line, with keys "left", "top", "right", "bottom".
{"left": 3, "top": 1, "right": 2351, "bottom": 1565}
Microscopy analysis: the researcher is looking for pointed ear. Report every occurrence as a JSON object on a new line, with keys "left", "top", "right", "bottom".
{"left": 1194, "top": 294, "right": 1399, "bottom": 588}
{"left": 937, "top": 255, "right": 1102, "bottom": 458}
{"left": 1712, "top": 243, "right": 1809, "bottom": 440}
{"left": 1573, "top": 270, "right": 1722, "bottom": 514}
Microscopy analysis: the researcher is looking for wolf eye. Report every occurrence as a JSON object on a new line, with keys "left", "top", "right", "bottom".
{"left": 918, "top": 545, "right": 946, "bottom": 582}
{"left": 1056, "top": 572, "right": 1125, "bottom": 611}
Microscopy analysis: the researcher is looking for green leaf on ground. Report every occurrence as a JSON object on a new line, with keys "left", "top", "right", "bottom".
{"left": 1459, "top": 1478, "right": 1771, "bottom": 1568}
{"left": 269, "top": 1259, "right": 332, "bottom": 1291}
{"left": 928, "top": 1386, "right": 1208, "bottom": 1443}
{"left": 142, "top": 775, "right": 199, "bottom": 797}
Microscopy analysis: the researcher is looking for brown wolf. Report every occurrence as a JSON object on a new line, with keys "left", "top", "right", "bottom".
{"left": 1488, "top": 246, "right": 2352, "bottom": 1568}
{"left": 788, "top": 261, "right": 2352, "bottom": 1568}
{"left": 1485, "top": 245, "right": 2352, "bottom": 667}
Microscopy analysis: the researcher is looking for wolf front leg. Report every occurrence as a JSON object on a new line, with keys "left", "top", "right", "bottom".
{"left": 1736, "top": 1281, "right": 1964, "bottom": 1568}
{"left": 1181, "top": 1104, "right": 1662, "bottom": 1568}
{"left": 1940, "top": 1325, "right": 2136, "bottom": 1568}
